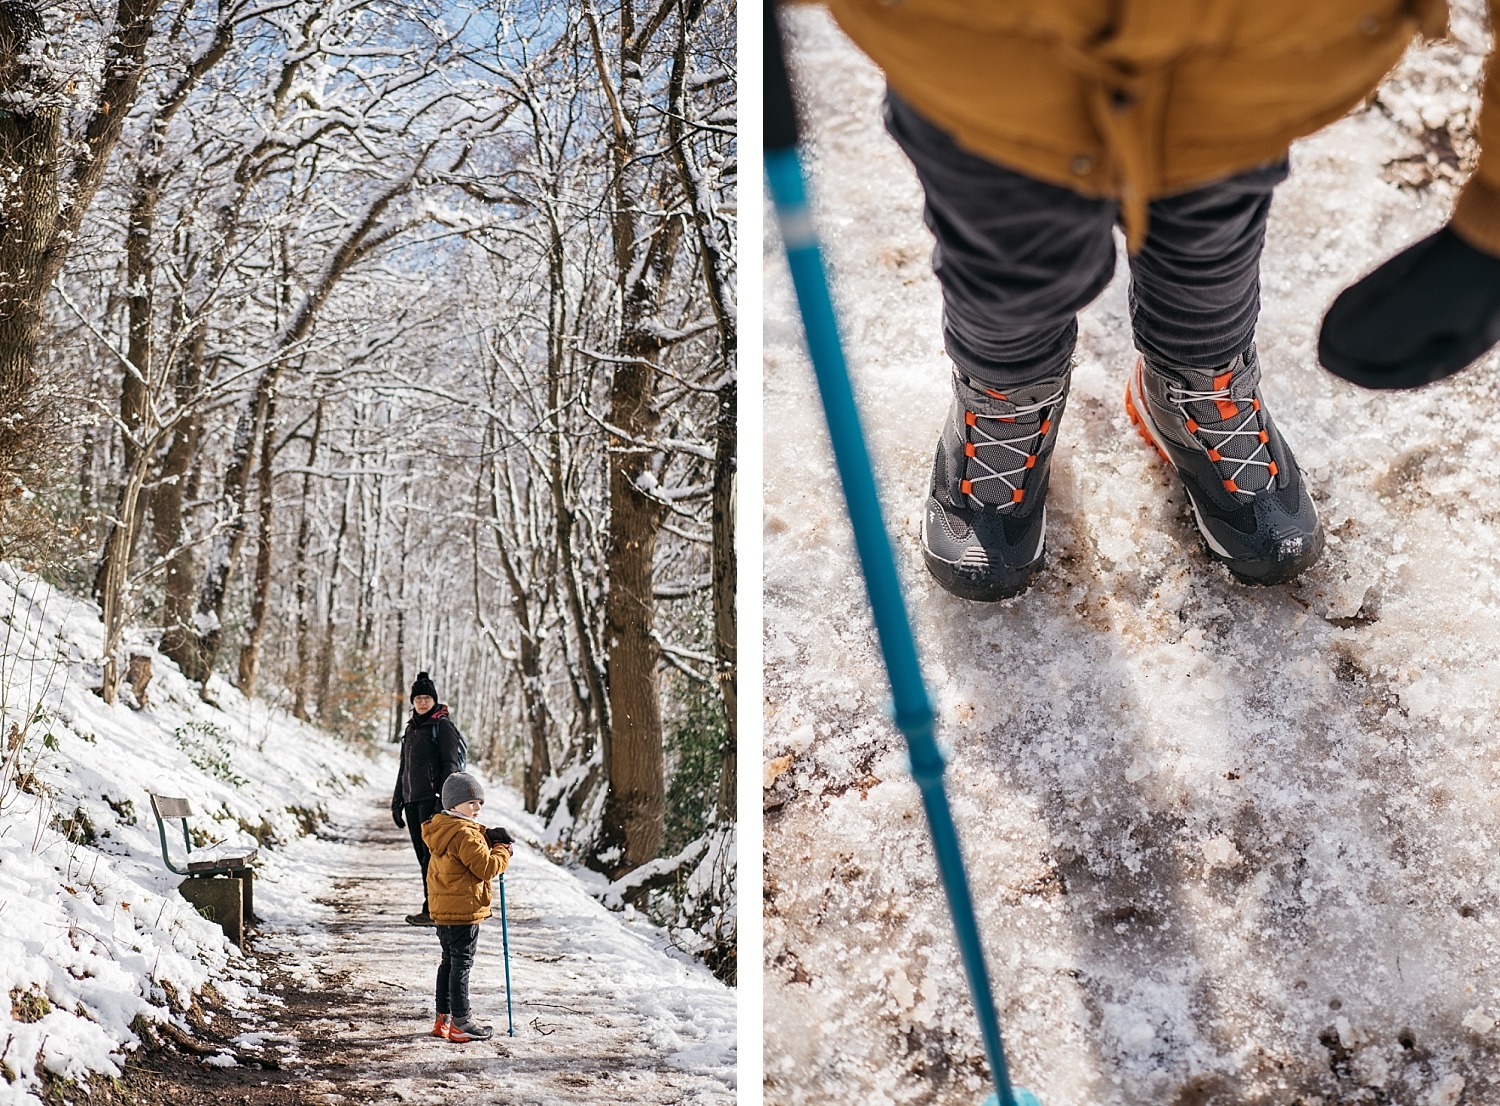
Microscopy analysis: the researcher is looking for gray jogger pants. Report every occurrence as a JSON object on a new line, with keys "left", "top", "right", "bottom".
{"left": 882, "top": 90, "right": 1290, "bottom": 390}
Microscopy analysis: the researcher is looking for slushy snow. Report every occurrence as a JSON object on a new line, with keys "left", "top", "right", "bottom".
{"left": 764, "top": 6, "right": 1500, "bottom": 1104}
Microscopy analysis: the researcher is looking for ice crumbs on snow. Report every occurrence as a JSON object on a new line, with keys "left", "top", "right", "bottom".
{"left": 1200, "top": 835, "right": 1243, "bottom": 869}
{"left": 765, "top": 4, "right": 1500, "bottom": 1104}
{"left": 1461, "top": 1009, "right": 1495, "bottom": 1034}
{"left": 1428, "top": 1074, "right": 1466, "bottom": 1106}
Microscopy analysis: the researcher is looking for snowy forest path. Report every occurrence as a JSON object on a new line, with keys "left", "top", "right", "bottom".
{"left": 236, "top": 783, "right": 736, "bottom": 1105}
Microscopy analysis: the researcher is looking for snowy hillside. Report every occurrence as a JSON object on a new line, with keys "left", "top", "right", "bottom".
{"left": 0, "top": 562, "right": 377, "bottom": 1104}
{"left": 0, "top": 564, "right": 734, "bottom": 1105}
{"left": 764, "top": 7, "right": 1500, "bottom": 1106}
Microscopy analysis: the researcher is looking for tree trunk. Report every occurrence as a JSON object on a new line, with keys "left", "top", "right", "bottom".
{"left": 391, "top": 608, "right": 406, "bottom": 741}
{"left": 581, "top": 0, "right": 688, "bottom": 875}
{"left": 98, "top": 471, "right": 146, "bottom": 704}
{"left": 0, "top": 4, "right": 61, "bottom": 491}
{"left": 316, "top": 473, "right": 355, "bottom": 717}
{"left": 542, "top": 210, "right": 610, "bottom": 758}
{"left": 290, "top": 401, "right": 323, "bottom": 720}
{"left": 357, "top": 449, "right": 388, "bottom": 654}
{"left": 121, "top": 177, "right": 157, "bottom": 473}
{"left": 192, "top": 382, "right": 269, "bottom": 684}
{"left": 91, "top": 156, "right": 162, "bottom": 606}
{"left": 96, "top": 143, "right": 189, "bottom": 701}
{"left": 712, "top": 386, "right": 736, "bottom": 822}
{"left": 78, "top": 370, "right": 98, "bottom": 519}
{"left": 0, "top": 0, "right": 167, "bottom": 487}
{"left": 481, "top": 444, "right": 554, "bottom": 811}
{"left": 667, "top": 0, "right": 737, "bottom": 823}
{"left": 156, "top": 333, "right": 206, "bottom": 680}
{"left": 387, "top": 499, "right": 412, "bottom": 739}
{"left": 521, "top": 624, "right": 553, "bottom": 810}
{"left": 597, "top": 349, "right": 667, "bottom": 874}
{"left": 237, "top": 389, "right": 276, "bottom": 694}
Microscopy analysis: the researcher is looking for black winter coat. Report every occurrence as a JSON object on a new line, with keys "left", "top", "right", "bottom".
{"left": 392, "top": 704, "right": 466, "bottom": 807}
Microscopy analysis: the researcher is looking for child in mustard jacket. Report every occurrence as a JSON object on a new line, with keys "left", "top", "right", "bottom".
{"left": 420, "top": 772, "right": 513, "bottom": 1042}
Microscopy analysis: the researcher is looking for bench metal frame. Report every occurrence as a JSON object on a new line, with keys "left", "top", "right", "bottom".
{"left": 148, "top": 793, "right": 258, "bottom": 877}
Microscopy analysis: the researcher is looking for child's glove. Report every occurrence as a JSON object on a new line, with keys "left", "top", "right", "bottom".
{"left": 485, "top": 825, "right": 513, "bottom": 847}
{"left": 1320, "top": 225, "right": 1500, "bottom": 390}
{"left": 392, "top": 800, "right": 405, "bottom": 829}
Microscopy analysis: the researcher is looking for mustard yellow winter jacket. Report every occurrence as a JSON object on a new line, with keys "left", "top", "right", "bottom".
{"left": 819, "top": 0, "right": 1500, "bottom": 254}
{"left": 422, "top": 812, "right": 510, "bottom": 925}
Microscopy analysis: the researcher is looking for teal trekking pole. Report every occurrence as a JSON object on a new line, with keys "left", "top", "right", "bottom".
{"left": 500, "top": 874, "right": 515, "bottom": 1037}
{"left": 765, "top": 7, "right": 1040, "bottom": 1106}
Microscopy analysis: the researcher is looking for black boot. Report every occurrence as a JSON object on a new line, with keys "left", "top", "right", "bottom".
{"left": 1125, "top": 347, "right": 1323, "bottom": 583}
{"left": 921, "top": 371, "right": 1069, "bottom": 601}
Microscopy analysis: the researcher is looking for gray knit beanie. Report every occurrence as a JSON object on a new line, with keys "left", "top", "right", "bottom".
{"left": 441, "top": 772, "right": 484, "bottom": 810}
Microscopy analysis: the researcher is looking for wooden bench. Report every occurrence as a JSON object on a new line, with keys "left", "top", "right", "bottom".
{"left": 148, "top": 793, "right": 259, "bottom": 945}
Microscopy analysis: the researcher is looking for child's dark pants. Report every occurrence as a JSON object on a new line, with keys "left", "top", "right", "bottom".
{"left": 882, "top": 90, "right": 1290, "bottom": 390}
{"left": 436, "top": 923, "right": 480, "bottom": 1019}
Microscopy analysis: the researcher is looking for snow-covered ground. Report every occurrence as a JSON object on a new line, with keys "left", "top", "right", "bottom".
{"left": 0, "top": 561, "right": 374, "bottom": 1103}
{"left": 0, "top": 564, "right": 733, "bottom": 1105}
{"left": 764, "top": 8, "right": 1500, "bottom": 1106}
{"left": 235, "top": 785, "right": 737, "bottom": 1104}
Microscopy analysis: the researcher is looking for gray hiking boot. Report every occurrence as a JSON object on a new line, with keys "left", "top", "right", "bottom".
{"left": 447, "top": 1016, "right": 494, "bottom": 1042}
{"left": 1125, "top": 346, "right": 1324, "bottom": 583}
{"left": 921, "top": 371, "right": 1070, "bottom": 601}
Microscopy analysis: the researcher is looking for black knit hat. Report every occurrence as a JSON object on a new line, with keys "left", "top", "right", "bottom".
{"left": 411, "top": 671, "right": 438, "bottom": 703}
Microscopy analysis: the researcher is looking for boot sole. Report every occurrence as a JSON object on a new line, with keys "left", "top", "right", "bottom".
{"left": 920, "top": 501, "right": 1044, "bottom": 601}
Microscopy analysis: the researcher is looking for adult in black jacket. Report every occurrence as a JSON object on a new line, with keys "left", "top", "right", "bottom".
{"left": 391, "top": 671, "right": 467, "bottom": 926}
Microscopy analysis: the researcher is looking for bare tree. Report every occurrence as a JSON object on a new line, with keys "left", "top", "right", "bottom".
{"left": 289, "top": 397, "right": 325, "bottom": 719}
{"left": 23, "top": 0, "right": 735, "bottom": 975}
{"left": 0, "top": 0, "right": 172, "bottom": 488}
{"left": 667, "top": 0, "right": 736, "bottom": 821}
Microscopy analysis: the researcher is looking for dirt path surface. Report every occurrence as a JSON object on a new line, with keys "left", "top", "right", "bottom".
{"left": 88, "top": 788, "right": 735, "bottom": 1106}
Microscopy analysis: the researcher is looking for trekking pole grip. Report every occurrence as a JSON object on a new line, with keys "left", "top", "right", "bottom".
{"left": 766, "top": 2, "right": 800, "bottom": 154}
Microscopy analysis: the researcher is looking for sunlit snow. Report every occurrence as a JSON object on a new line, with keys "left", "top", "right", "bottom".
{"left": 765, "top": 6, "right": 1500, "bottom": 1104}
{"left": 0, "top": 565, "right": 733, "bottom": 1105}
